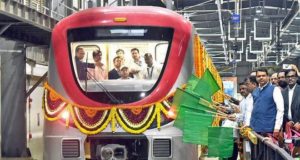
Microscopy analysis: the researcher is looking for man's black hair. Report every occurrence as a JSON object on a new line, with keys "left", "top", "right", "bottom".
{"left": 256, "top": 68, "right": 269, "bottom": 76}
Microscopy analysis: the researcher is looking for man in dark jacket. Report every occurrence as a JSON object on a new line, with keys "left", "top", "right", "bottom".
{"left": 75, "top": 47, "right": 94, "bottom": 80}
{"left": 282, "top": 69, "right": 300, "bottom": 130}
{"left": 108, "top": 56, "right": 122, "bottom": 79}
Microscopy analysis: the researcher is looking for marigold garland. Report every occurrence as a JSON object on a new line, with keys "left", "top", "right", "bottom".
{"left": 73, "top": 106, "right": 109, "bottom": 129}
{"left": 70, "top": 105, "right": 115, "bottom": 135}
{"left": 43, "top": 90, "right": 67, "bottom": 121}
{"left": 157, "top": 107, "right": 161, "bottom": 129}
{"left": 116, "top": 106, "right": 156, "bottom": 129}
{"left": 43, "top": 82, "right": 173, "bottom": 134}
{"left": 212, "top": 115, "right": 221, "bottom": 127}
{"left": 115, "top": 106, "right": 161, "bottom": 134}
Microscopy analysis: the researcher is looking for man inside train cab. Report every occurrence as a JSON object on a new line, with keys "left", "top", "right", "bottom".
{"left": 142, "top": 53, "right": 161, "bottom": 80}
{"left": 250, "top": 68, "right": 284, "bottom": 139}
{"left": 116, "top": 49, "right": 126, "bottom": 66}
{"left": 108, "top": 56, "right": 122, "bottom": 79}
{"left": 75, "top": 47, "right": 95, "bottom": 81}
{"left": 129, "top": 48, "right": 144, "bottom": 79}
{"left": 119, "top": 66, "right": 132, "bottom": 80}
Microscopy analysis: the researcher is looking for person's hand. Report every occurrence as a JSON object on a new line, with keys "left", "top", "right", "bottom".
{"left": 290, "top": 64, "right": 298, "bottom": 70}
{"left": 240, "top": 125, "right": 248, "bottom": 129}
{"left": 228, "top": 114, "right": 236, "bottom": 121}
{"left": 130, "top": 69, "right": 139, "bottom": 74}
{"left": 287, "top": 121, "right": 294, "bottom": 127}
{"left": 290, "top": 64, "right": 300, "bottom": 74}
{"left": 273, "top": 129, "right": 280, "bottom": 139}
{"left": 230, "top": 104, "right": 240, "bottom": 113}
{"left": 216, "top": 105, "right": 227, "bottom": 113}
{"left": 294, "top": 122, "right": 300, "bottom": 131}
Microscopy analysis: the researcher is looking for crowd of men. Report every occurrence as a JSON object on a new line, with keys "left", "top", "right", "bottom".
{"left": 218, "top": 65, "right": 300, "bottom": 160}
{"left": 74, "top": 47, "right": 162, "bottom": 81}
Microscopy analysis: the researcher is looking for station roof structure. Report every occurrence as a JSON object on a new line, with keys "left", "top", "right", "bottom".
{"left": 175, "top": 0, "right": 300, "bottom": 75}
{"left": 0, "top": 1, "right": 57, "bottom": 45}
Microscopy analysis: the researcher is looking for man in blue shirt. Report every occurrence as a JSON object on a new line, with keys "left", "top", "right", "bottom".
{"left": 250, "top": 68, "right": 284, "bottom": 138}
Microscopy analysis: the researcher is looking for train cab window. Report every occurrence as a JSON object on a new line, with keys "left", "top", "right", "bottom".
{"left": 68, "top": 27, "right": 173, "bottom": 104}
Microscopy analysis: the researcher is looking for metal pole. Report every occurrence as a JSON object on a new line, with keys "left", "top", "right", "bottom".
{"left": 0, "top": 54, "right": 1, "bottom": 157}
{"left": 26, "top": 72, "right": 48, "bottom": 98}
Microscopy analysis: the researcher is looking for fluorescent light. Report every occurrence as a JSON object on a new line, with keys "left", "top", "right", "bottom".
{"left": 256, "top": 6, "right": 262, "bottom": 14}
{"left": 110, "top": 29, "right": 128, "bottom": 34}
{"left": 296, "top": 43, "right": 300, "bottom": 49}
{"left": 110, "top": 29, "right": 147, "bottom": 36}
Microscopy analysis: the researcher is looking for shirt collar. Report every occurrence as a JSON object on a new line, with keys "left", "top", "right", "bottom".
{"left": 246, "top": 93, "right": 252, "bottom": 99}
{"left": 134, "top": 59, "right": 142, "bottom": 65}
{"left": 289, "top": 84, "right": 297, "bottom": 91}
{"left": 147, "top": 65, "right": 153, "bottom": 68}
{"left": 259, "top": 82, "right": 269, "bottom": 90}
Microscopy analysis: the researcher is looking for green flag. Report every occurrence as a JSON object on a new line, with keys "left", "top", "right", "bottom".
{"left": 183, "top": 111, "right": 213, "bottom": 145}
{"left": 193, "top": 69, "right": 220, "bottom": 101}
{"left": 207, "top": 127, "right": 234, "bottom": 158}
{"left": 172, "top": 88, "right": 193, "bottom": 129}
{"left": 172, "top": 88, "right": 203, "bottom": 116}
{"left": 173, "top": 88, "right": 215, "bottom": 111}
{"left": 199, "top": 97, "right": 215, "bottom": 110}
{"left": 173, "top": 89, "right": 215, "bottom": 129}
{"left": 172, "top": 88, "right": 202, "bottom": 129}
{"left": 174, "top": 105, "right": 202, "bottom": 130}
{"left": 185, "top": 74, "right": 199, "bottom": 92}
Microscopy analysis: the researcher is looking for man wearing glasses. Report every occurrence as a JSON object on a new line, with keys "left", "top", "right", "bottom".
{"left": 282, "top": 69, "right": 300, "bottom": 131}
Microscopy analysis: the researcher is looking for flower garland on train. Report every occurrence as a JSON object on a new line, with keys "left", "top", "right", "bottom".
{"left": 43, "top": 35, "right": 224, "bottom": 135}
{"left": 43, "top": 82, "right": 172, "bottom": 134}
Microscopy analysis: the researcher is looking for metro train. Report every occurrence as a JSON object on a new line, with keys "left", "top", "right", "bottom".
{"left": 43, "top": 6, "right": 222, "bottom": 160}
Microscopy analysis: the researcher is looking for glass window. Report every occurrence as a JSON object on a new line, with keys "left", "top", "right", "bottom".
{"left": 68, "top": 27, "right": 173, "bottom": 103}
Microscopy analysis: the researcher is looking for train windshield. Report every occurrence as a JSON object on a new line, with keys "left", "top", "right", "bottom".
{"left": 68, "top": 27, "right": 173, "bottom": 103}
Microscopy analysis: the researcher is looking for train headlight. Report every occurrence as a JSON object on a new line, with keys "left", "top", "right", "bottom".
{"left": 61, "top": 110, "right": 69, "bottom": 120}
{"left": 101, "top": 148, "right": 113, "bottom": 160}
{"left": 167, "top": 107, "right": 176, "bottom": 119}
{"left": 167, "top": 110, "right": 175, "bottom": 119}
{"left": 140, "top": 92, "right": 146, "bottom": 97}
{"left": 97, "top": 144, "right": 127, "bottom": 160}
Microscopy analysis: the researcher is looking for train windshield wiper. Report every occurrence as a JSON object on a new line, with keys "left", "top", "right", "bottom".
{"left": 86, "top": 71, "right": 123, "bottom": 104}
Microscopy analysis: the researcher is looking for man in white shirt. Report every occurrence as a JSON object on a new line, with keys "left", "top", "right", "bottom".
{"left": 129, "top": 48, "right": 144, "bottom": 79}
{"left": 142, "top": 53, "right": 161, "bottom": 80}
{"left": 243, "top": 76, "right": 258, "bottom": 127}
{"left": 241, "top": 76, "right": 259, "bottom": 159}
{"left": 278, "top": 70, "right": 288, "bottom": 90}
{"left": 270, "top": 72, "right": 279, "bottom": 86}
{"left": 238, "top": 82, "right": 249, "bottom": 125}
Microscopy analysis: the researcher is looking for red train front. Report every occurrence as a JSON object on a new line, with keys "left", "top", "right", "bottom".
{"left": 44, "top": 6, "right": 198, "bottom": 160}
